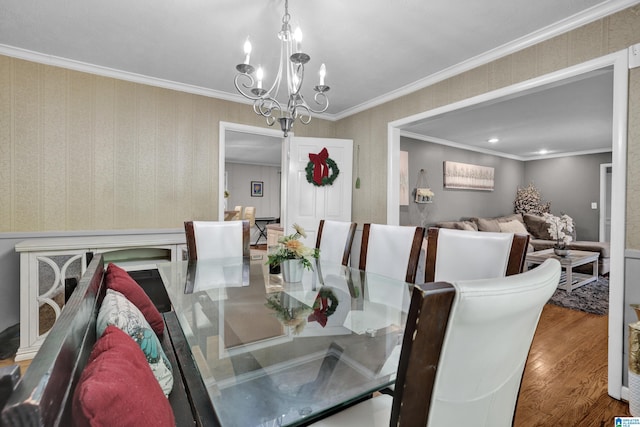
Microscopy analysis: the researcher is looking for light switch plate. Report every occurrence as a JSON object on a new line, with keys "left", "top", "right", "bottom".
{"left": 591, "top": 202, "right": 598, "bottom": 209}
{"left": 630, "top": 43, "right": 640, "bottom": 69}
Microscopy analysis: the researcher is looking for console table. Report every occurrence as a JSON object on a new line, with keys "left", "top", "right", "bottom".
{"left": 14, "top": 231, "right": 187, "bottom": 361}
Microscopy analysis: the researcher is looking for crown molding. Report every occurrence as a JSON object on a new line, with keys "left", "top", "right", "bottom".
{"left": 401, "top": 131, "right": 612, "bottom": 162}
{"left": 0, "top": 0, "right": 636, "bottom": 122}
{"left": 0, "top": 44, "right": 250, "bottom": 104}
{"left": 334, "top": 0, "right": 640, "bottom": 120}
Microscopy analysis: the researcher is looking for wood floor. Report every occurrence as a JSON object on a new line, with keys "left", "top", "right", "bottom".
{"left": 0, "top": 304, "right": 631, "bottom": 425}
{"left": 514, "top": 304, "right": 630, "bottom": 426}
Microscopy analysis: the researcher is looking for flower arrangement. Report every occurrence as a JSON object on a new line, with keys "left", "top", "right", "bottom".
{"left": 265, "top": 294, "right": 312, "bottom": 335}
{"left": 267, "top": 224, "right": 319, "bottom": 270}
{"left": 542, "top": 213, "right": 574, "bottom": 248}
{"left": 415, "top": 187, "right": 434, "bottom": 203}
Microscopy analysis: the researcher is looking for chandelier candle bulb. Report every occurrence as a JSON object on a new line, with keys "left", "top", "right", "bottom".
{"left": 243, "top": 38, "right": 252, "bottom": 65}
{"left": 256, "top": 67, "right": 263, "bottom": 89}
{"left": 294, "top": 27, "right": 302, "bottom": 53}
{"left": 319, "top": 64, "right": 326, "bottom": 86}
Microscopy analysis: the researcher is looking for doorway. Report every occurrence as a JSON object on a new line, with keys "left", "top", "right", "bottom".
{"left": 387, "top": 50, "right": 629, "bottom": 399}
{"left": 219, "top": 122, "right": 284, "bottom": 244}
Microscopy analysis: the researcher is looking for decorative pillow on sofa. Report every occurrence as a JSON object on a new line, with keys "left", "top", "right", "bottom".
{"left": 523, "top": 214, "right": 553, "bottom": 240}
{"left": 498, "top": 219, "right": 529, "bottom": 234}
{"left": 472, "top": 214, "right": 526, "bottom": 232}
{"left": 72, "top": 325, "right": 175, "bottom": 427}
{"left": 97, "top": 289, "right": 173, "bottom": 395}
{"left": 435, "top": 220, "right": 478, "bottom": 231}
{"left": 473, "top": 217, "right": 501, "bottom": 232}
{"left": 105, "top": 263, "right": 165, "bottom": 336}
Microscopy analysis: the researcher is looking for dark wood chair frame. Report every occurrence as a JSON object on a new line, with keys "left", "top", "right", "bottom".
{"left": 358, "top": 223, "right": 425, "bottom": 284}
{"left": 390, "top": 281, "right": 456, "bottom": 425}
{"left": 315, "top": 219, "right": 357, "bottom": 266}
{"left": 424, "top": 227, "right": 530, "bottom": 283}
{"left": 185, "top": 220, "right": 250, "bottom": 261}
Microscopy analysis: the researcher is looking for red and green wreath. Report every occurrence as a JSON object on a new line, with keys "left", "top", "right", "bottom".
{"left": 306, "top": 148, "right": 340, "bottom": 186}
{"left": 307, "top": 287, "right": 339, "bottom": 327}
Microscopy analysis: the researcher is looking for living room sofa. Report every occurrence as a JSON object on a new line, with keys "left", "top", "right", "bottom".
{"left": 433, "top": 213, "right": 610, "bottom": 275}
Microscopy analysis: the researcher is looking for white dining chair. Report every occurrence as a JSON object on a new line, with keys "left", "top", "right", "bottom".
{"left": 184, "top": 220, "right": 250, "bottom": 260}
{"left": 359, "top": 223, "right": 425, "bottom": 284}
{"left": 425, "top": 227, "right": 530, "bottom": 283}
{"left": 311, "top": 258, "right": 561, "bottom": 427}
{"left": 315, "top": 219, "right": 357, "bottom": 266}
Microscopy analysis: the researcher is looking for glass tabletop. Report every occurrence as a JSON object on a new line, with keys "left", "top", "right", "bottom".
{"left": 157, "top": 253, "right": 412, "bottom": 427}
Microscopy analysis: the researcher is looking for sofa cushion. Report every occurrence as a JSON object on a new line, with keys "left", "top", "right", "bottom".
{"left": 72, "top": 325, "right": 175, "bottom": 427}
{"left": 97, "top": 289, "right": 173, "bottom": 395}
{"left": 435, "top": 220, "right": 478, "bottom": 231}
{"left": 105, "top": 263, "right": 164, "bottom": 336}
{"left": 474, "top": 217, "right": 501, "bottom": 232}
{"left": 498, "top": 219, "right": 529, "bottom": 235}
{"left": 523, "top": 214, "right": 553, "bottom": 240}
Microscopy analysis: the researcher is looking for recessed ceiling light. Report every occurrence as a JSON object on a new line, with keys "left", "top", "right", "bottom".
{"left": 487, "top": 137, "right": 499, "bottom": 143}
{"left": 539, "top": 149, "right": 548, "bottom": 155}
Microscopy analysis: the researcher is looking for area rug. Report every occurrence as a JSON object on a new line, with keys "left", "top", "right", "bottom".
{"left": 548, "top": 275, "right": 608, "bottom": 315}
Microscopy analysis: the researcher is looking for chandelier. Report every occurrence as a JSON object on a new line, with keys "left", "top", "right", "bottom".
{"left": 233, "top": 0, "right": 330, "bottom": 137}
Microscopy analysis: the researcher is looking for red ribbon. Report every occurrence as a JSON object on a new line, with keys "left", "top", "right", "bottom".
{"left": 308, "top": 297, "right": 329, "bottom": 327}
{"left": 309, "top": 148, "right": 329, "bottom": 185}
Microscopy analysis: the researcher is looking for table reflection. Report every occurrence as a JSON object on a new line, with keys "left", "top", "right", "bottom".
{"left": 157, "top": 253, "right": 411, "bottom": 427}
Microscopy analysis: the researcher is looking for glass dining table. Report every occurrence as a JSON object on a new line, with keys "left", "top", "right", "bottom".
{"left": 157, "top": 252, "right": 412, "bottom": 427}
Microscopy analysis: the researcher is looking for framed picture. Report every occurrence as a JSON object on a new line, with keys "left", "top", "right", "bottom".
{"left": 443, "top": 161, "right": 494, "bottom": 191}
{"left": 251, "top": 181, "right": 263, "bottom": 197}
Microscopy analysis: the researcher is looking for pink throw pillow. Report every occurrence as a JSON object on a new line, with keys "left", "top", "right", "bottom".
{"left": 72, "top": 325, "right": 175, "bottom": 426}
{"left": 105, "top": 263, "right": 164, "bottom": 335}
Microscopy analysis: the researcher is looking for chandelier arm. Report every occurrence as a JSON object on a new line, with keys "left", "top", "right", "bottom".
{"left": 254, "top": 97, "right": 283, "bottom": 119}
{"left": 294, "top": 104, "right": 312, "bottom": 125}
{"left": 234, "top": 74, "right": 269, "bottom": 101}
{"left": 302, "top": 91, "right": 330, "bottom": 114}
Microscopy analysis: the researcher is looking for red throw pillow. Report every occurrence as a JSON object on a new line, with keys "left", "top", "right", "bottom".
{"left": 105, "top": 263, "right": 164, "bottom": 335}
{"left": 72, "top": 326, "right": 175, "bottom": 427}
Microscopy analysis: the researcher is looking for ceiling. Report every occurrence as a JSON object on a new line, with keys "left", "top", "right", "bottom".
{"left": 403, "top": 67, "right": 614, "bottom": 160}
{"left": 0, "top": 0, "right": 631, "bottom": 161}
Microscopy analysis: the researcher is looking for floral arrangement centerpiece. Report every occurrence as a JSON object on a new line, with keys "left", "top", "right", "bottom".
{"left": 265, "top": 294, "right": 312, "bottom": 335}
{"left": 542, "top": 212, "right": 574, "bottom": 255}
{"left": 267, "top": 224, "right": 319, "bottom": 281}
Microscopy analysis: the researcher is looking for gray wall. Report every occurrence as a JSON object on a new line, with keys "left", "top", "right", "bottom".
{"left": 400, "top": 137, "right": 525, "bottom": 226}
{"left": 524, "top": 152, "right": 612, "bottom": 241}
{"left": 400, "top": 138, "right": 611, "bottom": 242}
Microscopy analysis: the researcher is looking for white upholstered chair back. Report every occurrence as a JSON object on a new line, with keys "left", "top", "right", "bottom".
{"left": 359, "top": 223, "right": 425, "bottom": 283}
{"left": 315, "top": 220, "right": 357, "bottom": 266}
{"left": 425, "top": 258, "right": 560, "bottom": 425}
{"left": 243, "top": 207, "right": 256, "bottom": 227}
{"left": 184, "top": 220, "right": 249, "bottom": 260}
{"left": 232, "top": 206, "right": 243, "bottom": 221}
{"left": 430, "top": 228, "right": 517, "bottom": 282}
{"left": 311, "top": 258, "right": 560, "bottom": 427}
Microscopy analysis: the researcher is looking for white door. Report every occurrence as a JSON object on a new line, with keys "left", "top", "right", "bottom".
{"left": 283, "top": 136, "right": 353, "bottom": 248}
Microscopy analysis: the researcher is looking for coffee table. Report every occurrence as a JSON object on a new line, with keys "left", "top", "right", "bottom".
{"left": 525, "top": 249, "right": 599, "bottom": 293}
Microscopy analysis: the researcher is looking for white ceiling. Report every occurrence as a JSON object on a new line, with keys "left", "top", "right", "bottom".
{"left": 0, "top": 0, "right": 632, "bottom": 161}
{"left": 403, "top": 67, "right": 614, "bottom": 160}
